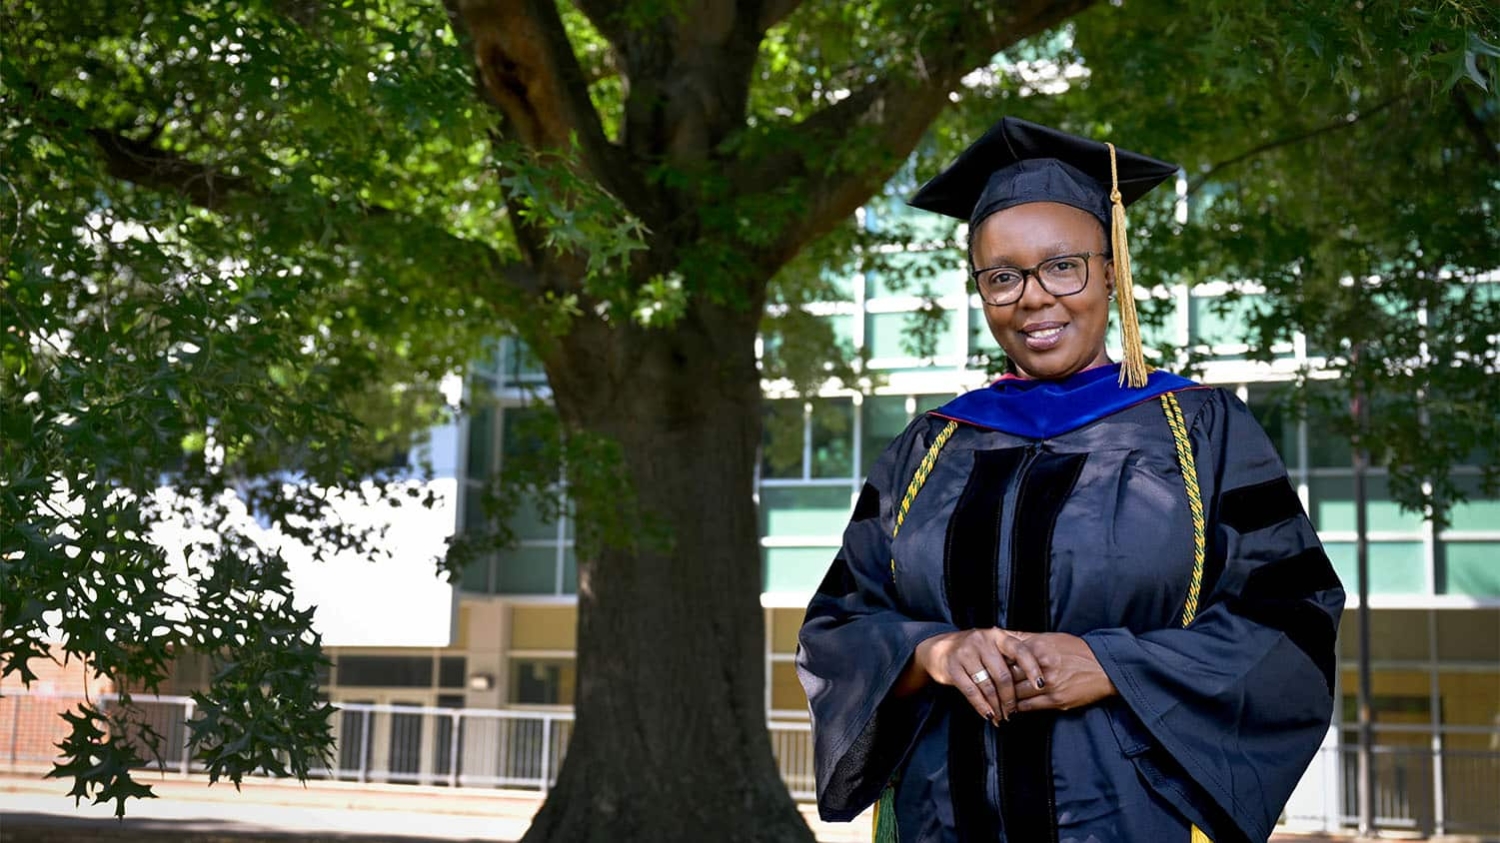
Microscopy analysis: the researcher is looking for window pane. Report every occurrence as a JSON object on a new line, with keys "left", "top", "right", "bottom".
{"left": 562, "top": 547, "right": 578, "bottom": 595}
{"left": 459, "top": 554, "right": 492, "bottom": 594}
{"left": 1323, "top": 541, "right": 1426, "bottom": 595}
{"left": 865, "top": 250, "right": 946, "bottom": 300}
{"left": 763, "top": 547, "right": 836, "bottom": 593}
{"left": 501, "top": 338, "right": 546, "bottom": 387}
{"left": 438, "top": 657, "right": 466, "bottom": 689}
{"left": 1440, "top": 542, "right": 1500, "bottom": 597}
{"left": 861, "top": 396, "right": 911, "bottom": 478}
{"left": 495, "top": 546, "right": 559, "bottom": 595}
{"left": 502, "top": 405, "right": 552, "bottom": 463}
{"left": 336, "top": 656, "right": 433, "bottom": 688}
{"left": 1308, "top": 475, "right": 1423, "bottom": 533}
{"left": 761, "top": 400, "right": 805, "bottom": 479}
{"left": 864, "top": 312, "right": 917, "bottom": 360}
{"left": 466, "top": 402, "right": 496, "bottom": 480}
{"left": 507, "top": 494, "right": 559, "bottom": 542}
{"left": 760, "top": 486, "right": 855, "bottom": 538}
{"left": 1447, "top": 475, "right": 1500, "bottom": 532}
{"left": 508, "top": 658, "right": 576, "bottom": 705}
{"left": 1245, "top": 384, "right": 1298, "bottom": 466}
{"left": 810, "top": 398, "right": 854, "bottom": 479}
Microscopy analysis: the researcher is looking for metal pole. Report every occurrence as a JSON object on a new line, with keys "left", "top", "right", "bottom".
{"left": 539, "top": 715, "right": 552, "bottom": 797}
{"left": 359, "top": 707, "right": 372, "bottom": 784}
{"left": 1427, "top": 608, "right": 1445, "bottom": 835}
{"left": 1353, "top": 347, "right": 1375, "bottom": 837}
{"left": 8, "top": 693, "right": 22, "bottom": 768}
{"left": 449, "top": 711, "right": 461, "bottom": 789}
{"left": 181, "top": 698, "right": 195, "bottom": 777}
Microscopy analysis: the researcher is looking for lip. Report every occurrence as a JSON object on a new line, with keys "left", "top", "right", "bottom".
{"left": 1020, "top": 321, "right": 1067, "bottom": 351}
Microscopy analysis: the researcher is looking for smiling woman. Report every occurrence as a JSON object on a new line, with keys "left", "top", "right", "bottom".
{"left": 797, "top": 118, "right": 1346, "bottom": 843}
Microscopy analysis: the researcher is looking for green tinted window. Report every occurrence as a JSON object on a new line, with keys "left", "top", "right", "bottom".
{"left": 861, "top": 396, "right": 911, "bottom": 478}
{"left": 760, "top": 486, "right": 854, "bottom": 537}
{"left": 1309, "top": 475, "right": 1423, "bottom": 533}
{"left": 1440, "top": 542, "right": 1500, "bottom": 597}
{"left": 810, "top": 399, "right": 854, "bottom": 479}
{"left": 495, "top": 546, "right": 560, "bottom": 594}
{"left": 763, "top": 546, "right": 838, "bottom": 593}
{"left": 761, "top": 400, "right": 805, "bottom": 479}
{"left": 1324, "top": 541, "right": 1427, "bottom": 594}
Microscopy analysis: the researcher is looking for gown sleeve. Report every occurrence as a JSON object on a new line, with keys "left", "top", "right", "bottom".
{"left": 796, "top": 418, "right": 959, "bottom": 822}
{"left": 1084, "top": 389, "right": 1346, "bottom": 843}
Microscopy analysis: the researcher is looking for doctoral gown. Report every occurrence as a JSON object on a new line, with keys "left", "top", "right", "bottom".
{"left": 796, "top": 365, "right": 1345, "bottom": 843}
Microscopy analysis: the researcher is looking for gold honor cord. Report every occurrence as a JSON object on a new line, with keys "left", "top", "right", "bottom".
{"left": 873, "top": 397, "right": 1210, "bottom": 842}
{"left": 890, "top": 420, "right": 959, "bottom": 581}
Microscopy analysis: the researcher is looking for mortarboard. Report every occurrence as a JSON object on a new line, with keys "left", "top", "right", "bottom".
{"left": 908, "top": 117, "right": 1179, "bottom": 388}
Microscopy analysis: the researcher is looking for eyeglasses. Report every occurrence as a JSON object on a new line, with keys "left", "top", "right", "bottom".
{"left": 972, "top": 251, "right": 1109, "bottom": 307}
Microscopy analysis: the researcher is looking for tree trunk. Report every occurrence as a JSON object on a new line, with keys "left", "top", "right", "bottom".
{"left": 524, "top": 297, "right": 815, "bottom": 843}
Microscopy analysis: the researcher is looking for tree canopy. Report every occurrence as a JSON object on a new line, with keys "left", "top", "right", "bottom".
{"left": 3, "top": 0, "right": 1496, "bottom": 835}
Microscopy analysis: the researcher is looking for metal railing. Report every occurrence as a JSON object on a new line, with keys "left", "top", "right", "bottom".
{"left": 0, "top": 691, "right": 814, "bottom": 800}
{"left": 3, "top": 691, "right": 1495, "bottom": 834}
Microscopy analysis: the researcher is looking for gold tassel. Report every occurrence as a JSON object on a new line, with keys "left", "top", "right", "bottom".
{"left": 1190, "top": 823, "right": 1213, "bottom": 843}
{"left": 1106, "top": 142, "right": 1150, "bottom": 388}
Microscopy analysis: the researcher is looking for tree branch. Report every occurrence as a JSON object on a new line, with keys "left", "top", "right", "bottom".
{"left": 447, "top": 0, "right": 645, "bottom": 213}
{"left": 1186, "top": 96, "right": 1404, "bottom": 195}
{"left": 742, "top": 0, "right": 1097, "bottom": 269}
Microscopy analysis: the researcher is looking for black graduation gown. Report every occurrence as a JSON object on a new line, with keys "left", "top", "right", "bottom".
{"left": 796, "top": 371, "right": 1345, "bottom": 843}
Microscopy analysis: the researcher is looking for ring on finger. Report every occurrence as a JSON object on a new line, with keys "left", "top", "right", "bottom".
{"left": 970, "top": 669, "right": 990, "bottom": 684}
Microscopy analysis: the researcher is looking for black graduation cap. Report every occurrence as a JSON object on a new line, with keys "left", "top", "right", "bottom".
{"left": 909, "top": 116, "right": 1179, "bottom": 230}
{"left": 909, "top": 117, "right": 1180, "bottom": 388}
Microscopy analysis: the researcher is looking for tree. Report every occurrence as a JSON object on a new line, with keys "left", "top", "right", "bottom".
{"left": 4, "top": 0, "right": 1495, "bottom": 840}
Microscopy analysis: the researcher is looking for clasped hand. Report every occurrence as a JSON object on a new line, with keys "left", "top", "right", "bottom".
{"left": 904, "top": 629, "right": 1117, "bottom": 726}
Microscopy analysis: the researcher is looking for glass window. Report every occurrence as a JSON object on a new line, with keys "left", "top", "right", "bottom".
{"left": 501, "top": 337, "right": 546, "bottom": 386}
{"left": 465, "top": 401, "right": 497, "bottom": 480}
{"left": 861, "top": 396, "right": 911, "bottom": 478}
{"left": 1439, "top": 541, "right": 1500, "bottom": 597}
{"left": 438, "top": 657, "right": 466, "bottom": 689}
{"left": 1245, "top": 383, "right": 1299, "bottom": 466}
{"left": 1446, "top": 474, "right": 1500, "bottom": 532}
{"left": 336, "top": 656, "right": 434, "bottom": 688}
{"left": 562, "top": 547, "right": 578, "bottom": 595}
{"left": 1323, "top": 541, "right": 1427, "bottom": 595}
{"left": 865, "top": 250, "right": 949, "bottom": 300}
{"left": 495, "top": 546, "right": 560, "bottom": 595}
{"left": 763, "top": 546, "right": 837, "bottom": 593}
{"left": 759, "top": 487, "right": 855, "bottom": 538}
{"left": 507, "top": 494, "right": 560, "bottom": 542}
{"left": 501, "top": 405, "right": 552, "bottom": 463}
{"left": 1189, "top": 292, "right": 1278, "bottom": 357}
{"left": 865, "top": 312, "right": 929, "bottom": 360}
{"left": 1308, "top": 475, "right": 1424, "bottom": 533}
{"left": 459, "top": 554, "right": 492, "bottom": 593}
{"left": 508, "top": 658, "right": 576, "bottom": 705}
{"left": 761, "top": 400, "right": 805, "bottom": 479}
{"left": 810, "top": 399, "right": 854, "bottom": 479}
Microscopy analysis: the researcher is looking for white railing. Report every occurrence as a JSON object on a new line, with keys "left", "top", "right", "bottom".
{"left": 3, "top": 691, "right": 1495, "bottom": 834}
{"left": 0, "top": 691, "right": 815, "bottom": 801}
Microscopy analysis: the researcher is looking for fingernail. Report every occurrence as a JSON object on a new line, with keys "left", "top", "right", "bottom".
{"left": 1035, "top": 677, "right": 1045, "bottom": 689}
{"left": 983, "top": 708, "right": 995, "bottom": 722}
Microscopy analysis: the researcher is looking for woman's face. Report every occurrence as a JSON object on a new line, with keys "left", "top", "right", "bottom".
{"left": 971, "top": 202, "right": 1114, "bottom": 381}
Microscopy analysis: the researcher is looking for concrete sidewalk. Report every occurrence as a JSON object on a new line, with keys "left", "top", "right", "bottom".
{"left": 0, "top": 771, "right": 1477, "bottom": 842}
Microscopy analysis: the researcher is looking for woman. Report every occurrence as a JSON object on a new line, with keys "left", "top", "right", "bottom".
{"left": 796, "top": 117, "right": 1344, "bottom": 843}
